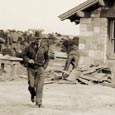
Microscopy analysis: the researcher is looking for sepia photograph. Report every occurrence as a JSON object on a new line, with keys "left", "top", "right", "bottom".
{"left": 0, "top": 0, "right": 115, "bottom": 115}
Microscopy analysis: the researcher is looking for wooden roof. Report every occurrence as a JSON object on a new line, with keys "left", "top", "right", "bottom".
{"left": 58, "top": 0, "right": 105, "bottom": 22}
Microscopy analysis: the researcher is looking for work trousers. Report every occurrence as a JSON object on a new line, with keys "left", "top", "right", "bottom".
{"left": 27, "top": 67, "right": 45, "bottom": 105}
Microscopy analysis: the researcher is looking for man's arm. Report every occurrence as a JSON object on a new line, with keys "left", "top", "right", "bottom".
{"left": 64, "top": 55, "right": 73, "bottom": 71}
{"left": 22, "top": 46, "right": 31, "bottom": 64}
{"left": 43, "top": 49, "right": 49, "bottom": 69}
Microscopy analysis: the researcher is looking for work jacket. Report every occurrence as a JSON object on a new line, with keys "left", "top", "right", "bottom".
{"left": 22, "top": 43, "right": 49, "bottom": 69}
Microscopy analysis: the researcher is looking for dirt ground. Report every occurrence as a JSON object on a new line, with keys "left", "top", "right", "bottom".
{"left": 0, "top": 79, "right": 115, "bottom": 115}
{"left": 0, "top": 59, "right": 115, "bottom": 115}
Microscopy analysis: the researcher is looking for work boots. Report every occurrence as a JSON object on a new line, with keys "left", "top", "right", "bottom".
{"left": 31, "top": 95, "right": 35, "bottom": 103}
{"left": 36, "top": 101, "right": 42, "bottom": 108}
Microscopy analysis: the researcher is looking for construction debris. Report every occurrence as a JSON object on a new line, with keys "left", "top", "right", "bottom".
{"left": 75, "top": 64, "right": 113, "bottom": 85}
{"left": 46, "top": 64, "right": 115, "bottom": 87}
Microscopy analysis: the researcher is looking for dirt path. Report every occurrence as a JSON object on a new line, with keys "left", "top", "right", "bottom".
{"left": 0, "top": 80, "right": 115, "bottom": 115}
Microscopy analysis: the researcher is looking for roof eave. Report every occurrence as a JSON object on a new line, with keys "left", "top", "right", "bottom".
{"left": 58, "top": 0, "right": 105, "bottom": 21}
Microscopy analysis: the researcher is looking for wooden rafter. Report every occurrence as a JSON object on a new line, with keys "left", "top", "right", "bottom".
{"left": 58, "top": 0, "right": 101, "bottom": 21}
{"left": 98, "top": 0, "right": 105, "bottom": 6}
{"left": 76, "top": 11, "right": 90, "bottom": 18}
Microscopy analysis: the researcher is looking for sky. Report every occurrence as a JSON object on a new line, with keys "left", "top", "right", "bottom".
{"left": 0, "top": 0, "right": 86, "bottom": 35}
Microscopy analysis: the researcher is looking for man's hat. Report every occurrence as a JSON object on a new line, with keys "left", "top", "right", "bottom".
{"left": 33, "top": 31, "right": 45, "bottom": 40}
{"left": 34, "top": 36, "right": 42, "bottom": 40}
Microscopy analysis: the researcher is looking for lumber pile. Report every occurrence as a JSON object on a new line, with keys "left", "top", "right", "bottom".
{"left": 75, "top": 64, "right": 113, "bottom": 85}
{"left": 46, "top": 64, "right": 115, "bottom": 86}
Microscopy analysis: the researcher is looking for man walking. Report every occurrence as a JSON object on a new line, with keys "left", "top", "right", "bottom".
{"left": 22, "top": 36, "right": 49, "bottom": 108}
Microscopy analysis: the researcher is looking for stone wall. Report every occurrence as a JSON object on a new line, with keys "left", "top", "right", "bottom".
{"left": 79, "top": 18, "right": 108, "bottom": 65}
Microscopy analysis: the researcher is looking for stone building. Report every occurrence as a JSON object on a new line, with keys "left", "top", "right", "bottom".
{"left": 59, "top": 0, "right": 115, "bottom": 70}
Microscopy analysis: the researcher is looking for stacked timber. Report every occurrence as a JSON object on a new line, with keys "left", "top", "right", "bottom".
{"left": 74, "top": 65, "right": 113, "bottom": 85}
{"left": 46, "top": 64, "right": 114, "bottom": 86}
